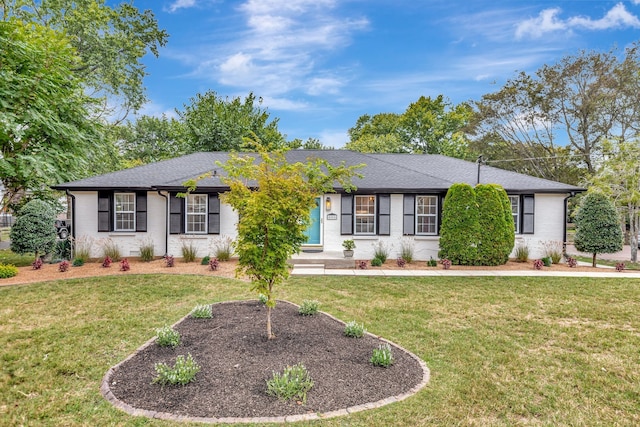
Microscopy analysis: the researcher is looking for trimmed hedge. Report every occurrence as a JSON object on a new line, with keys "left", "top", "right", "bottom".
{"left": 439, "top": 183, "right": 479, "bottom": 265}
{"left": 439, "top": 183, "right": 514, "bottom": 266}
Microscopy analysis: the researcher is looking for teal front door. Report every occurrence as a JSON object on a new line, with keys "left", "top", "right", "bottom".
{"left": 304, "top": 197, "right": 321, "bottom": 245}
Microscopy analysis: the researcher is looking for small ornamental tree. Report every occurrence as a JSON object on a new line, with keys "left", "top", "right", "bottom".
{"left": 188, "top": 143, "right": 360, "bottom": 339}
{"left": 476, "top": 184, "right": 514, "bottom": 265}
{"left": 574, "top": 192, "right": 623, "bottom": 267}
{"left": 439, "top": 183, "right": 479, "bottom": 265}
{"left": 10, "top": 199, "right": 57, "bottom": 261}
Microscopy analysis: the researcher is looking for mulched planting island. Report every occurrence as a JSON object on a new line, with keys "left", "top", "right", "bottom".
{"left": 107, "top": 300, "right": 425, "bottom": 419}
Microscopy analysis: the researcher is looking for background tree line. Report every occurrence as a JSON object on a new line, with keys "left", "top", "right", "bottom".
{"left": 4, "top": 0, "right": 640, "bottom": 260}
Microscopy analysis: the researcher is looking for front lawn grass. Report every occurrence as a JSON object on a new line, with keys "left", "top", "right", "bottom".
{"left": 1, "top": 274, "right": 639, "bottom": 426}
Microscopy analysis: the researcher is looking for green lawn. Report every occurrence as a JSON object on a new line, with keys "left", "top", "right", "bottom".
{"left": 1, "top": 274, "right": 639, "bottom": 426}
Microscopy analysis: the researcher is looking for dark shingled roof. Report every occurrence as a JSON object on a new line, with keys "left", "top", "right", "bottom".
{"left": 52, "top": 150, "right": 583, "bottom": 194}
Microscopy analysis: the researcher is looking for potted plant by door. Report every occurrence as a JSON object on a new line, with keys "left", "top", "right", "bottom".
{"left": 342, "top": 239, "right": 355, "bottom": 258}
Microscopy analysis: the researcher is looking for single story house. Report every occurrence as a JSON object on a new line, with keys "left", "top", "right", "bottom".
{"left": 52, "top": 150, "right": 583, "bottom": 261}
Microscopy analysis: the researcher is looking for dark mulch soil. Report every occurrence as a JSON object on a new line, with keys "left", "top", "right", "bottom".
{"left": 108, "top": 300, "right": 424, "bottom": 419}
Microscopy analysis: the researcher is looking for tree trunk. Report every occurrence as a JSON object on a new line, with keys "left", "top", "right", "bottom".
{"left": 592, "top": 253, "right": 597, "bottom": 268}
{"left": 267, "top": 305, "right": 274, "bottom": 339}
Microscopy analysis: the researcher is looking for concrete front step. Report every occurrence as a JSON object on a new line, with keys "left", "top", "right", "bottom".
{"left": 289, "top": 258, "right": 356, "bottom": 269}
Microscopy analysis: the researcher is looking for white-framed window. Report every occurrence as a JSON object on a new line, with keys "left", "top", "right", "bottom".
{"left": 416, "top": 195, "right": 438, "bottom": 235}
{"left": 354, "top": 195, "right": 376, "bottom": 234}
{"left": 186, "top": 194, "right": 207, "bottom": 233}
{"left": 114, "top": 193, "right": 135, "bottom": 231}
{"left": 509, "top": 195, "right": 520, "bottom": 234}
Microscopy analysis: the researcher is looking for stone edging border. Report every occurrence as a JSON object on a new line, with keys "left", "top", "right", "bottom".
{"left": 100, "top": 299, "right": 431, "bottom": 424}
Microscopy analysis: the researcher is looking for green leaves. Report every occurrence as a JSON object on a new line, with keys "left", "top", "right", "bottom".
{"left": 574, "top": 192, "right": 623, "bottom": 265}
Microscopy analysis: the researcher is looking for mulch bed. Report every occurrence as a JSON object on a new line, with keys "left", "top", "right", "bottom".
{"left": 106, "top": 300, "right": 426, "bottom": 419}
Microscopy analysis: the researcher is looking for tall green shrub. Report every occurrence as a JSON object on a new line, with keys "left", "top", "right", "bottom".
{"left": 439, "top": 183, "right": 478, "bottom": 265}
{"left": 10, "top": 199, "right": 57, "bottom": 261}
{"left": 574, "top": 192, "right": 623, "bottom": 267}
{"left": 475, "top": 184, "right": 514, "bottom": 265}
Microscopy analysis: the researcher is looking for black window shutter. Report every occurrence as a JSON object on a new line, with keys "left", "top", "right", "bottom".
{"left": 403, "top": 194, "right": 415, "bottom": 235}
{"left": 169, "top": 193, "right": 184, "bottom": 234}
{"left": 97, "top": 191, "right": 112, "bottom": 232}
{"left": 208, "top": 194, "right": 220, "bottom": 234}
{"left": 522, "top": 195, "right": 535, "bottom": 234}
{"left": 341, "top": 194, "right": 353, "bottom": 235}
{"left": 378, "top": 194, "right": 391, "bottom": 235}
{"left": 135, "top": 192, "right": 147, "bottom": 232}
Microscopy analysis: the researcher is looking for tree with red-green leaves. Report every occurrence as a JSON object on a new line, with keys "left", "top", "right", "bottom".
{"left": 215, "top": 144, "right": 360, "bottom": 339}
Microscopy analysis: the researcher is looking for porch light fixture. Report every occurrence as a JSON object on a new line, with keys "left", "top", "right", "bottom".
{"left": 325, "top": 197, "right": 332, "bottom": 212}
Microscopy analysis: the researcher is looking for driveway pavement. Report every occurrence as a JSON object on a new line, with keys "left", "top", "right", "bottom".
{"left": 565, "top": 244, "right": 636, "bottom": 262}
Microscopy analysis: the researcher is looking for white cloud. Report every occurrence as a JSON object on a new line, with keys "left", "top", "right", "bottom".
{"left": 516, "top": 3, "right": 640, "bottom": 39}
{"left": 167, "top": 0, "right": 197, "bottom": 13}
{"left": 318, "top": 130, "right": 349, "bottom": 148}
{"left": 187, "top": 0, "right": 368, "bottom": 98}
{"left": 568, "top": 3, "right": 640, "bottom": 30}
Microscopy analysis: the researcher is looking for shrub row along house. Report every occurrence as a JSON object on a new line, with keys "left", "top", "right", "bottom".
{"left": 52, "top": 150, "right": 583, "bottom": 261}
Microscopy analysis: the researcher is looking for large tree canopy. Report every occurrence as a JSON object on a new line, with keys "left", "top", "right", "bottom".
{"left": 345, "top": 96, "right": 472, "bottom": 157}
{"left": 179, "top": 91, "right": 286, "bottom": 152}
{"left": 2, "top": 0, "right": 168, "bottom": 120}
{"left": 473, "top": 45, "right": 640, "bottom": 184}
{"left": 0, "top": 19, "right": 102, "bottom": 210}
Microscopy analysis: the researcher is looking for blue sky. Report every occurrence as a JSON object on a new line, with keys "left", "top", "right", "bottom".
{"left": 128, "top": 0, "right": 640, "bottom": 147}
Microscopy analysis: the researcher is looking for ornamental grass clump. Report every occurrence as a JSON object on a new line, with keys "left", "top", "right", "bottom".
{"left": 191, "top": 304, "right": 212, "bottom": 319}
{"left": 155, "top": 325, "right": 180, "bottom": 348}
{"left": 181, "top": 240, "right": 197, "bottom": 263}
{"left": 298, "top": 299, "right": 320, "bottom": 316}
{"left": 153, "top": 354, "right": 200, "bottom": 386}
{"left": 212, "top": 235, "right": 234, "bottom": 261}
{"left": 344, "top": 320, "right": 366, "bottom": 338}
{"left": 372, "top": 240, "right": 391, "bottom": 263}
{"left": 139, "top": 238, "right": 155, "bottom": 262}
{"left": 101, "top": 238, "right": 121, "bottom": 261}
{"left": 266, "top": 363, "right": 314, "bottom": 404}
{"left": 399, "top": 237, "right": 414, "bottom": 263}
{"left": 371, "top": 343, "right": 394, "bottom": 367}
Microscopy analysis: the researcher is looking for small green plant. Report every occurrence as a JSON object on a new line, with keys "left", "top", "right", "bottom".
{"left": 181, "top": 240, "right": 198, "bottom": 263}
{"left": 344, "top": 320, "right": 365, "bottom": 338}
{"left": 212, "top": 235, "right": 233, "bottom": 261}
{"left": 298, "top": 300, "right": 320, "bottom": 316}
{"left": 139, "top": 238, "right": 155, "bottom": 262}
{"left": 191, "top": 304, "right": 213, "bottom": 319}
{"left": 0, "top": 263, "right": 19, "bottom": 278}
{"left": 514, "top": 243, "right": 529, "bottom": 262}
{"left": 370, "top": 343, "right": 394, "bottom": 367}
{"left": 266, "top": 363, "right": 314, "bottom": 404}
{"left": 119, "top": 258, "right": 130, "bottom": 271}
{"left": 72, "top": 258, "right": 84, "bottom": 267}
{"left": 201, "top": 255, "right": 210, "bottom": 265}
{"left": 155, "top": 325, "right": 181, "bottom": 347}
{"left": 427, "top": 257, "right": 437, "bottom": 267}
{"left": 73, "top": 235, "right": 94, "bottom": 263}
{"left": 542, "top": 256, "right": 552, "bottom": 267}
{"left": 372, "top": 240, "right": 390, "bottom": 263}
{"left": 153, "top": 353, "right": 200, "bottom": 386}
{"left": 58, "top": 260, "right": 70, "bottom": 272}
{"left": 371, "top": 257, "right": 383, "bottom": 267}
{"left": 543, "top": 240, "right": 563, "bottom": 264}
{"left": 101, "top": 238, "right": 121, "bottom": 261}
{"left": 258, "top": 293, "right": 268, "bottom": 305}
{"left": 342, "top": 239, "right": 355, "bottom": 250}
{"left": 53, "top": 239, "right": 71, "bottom": 261}
{"left": 399, "top": 237, "right": 414, "bottom": 263}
